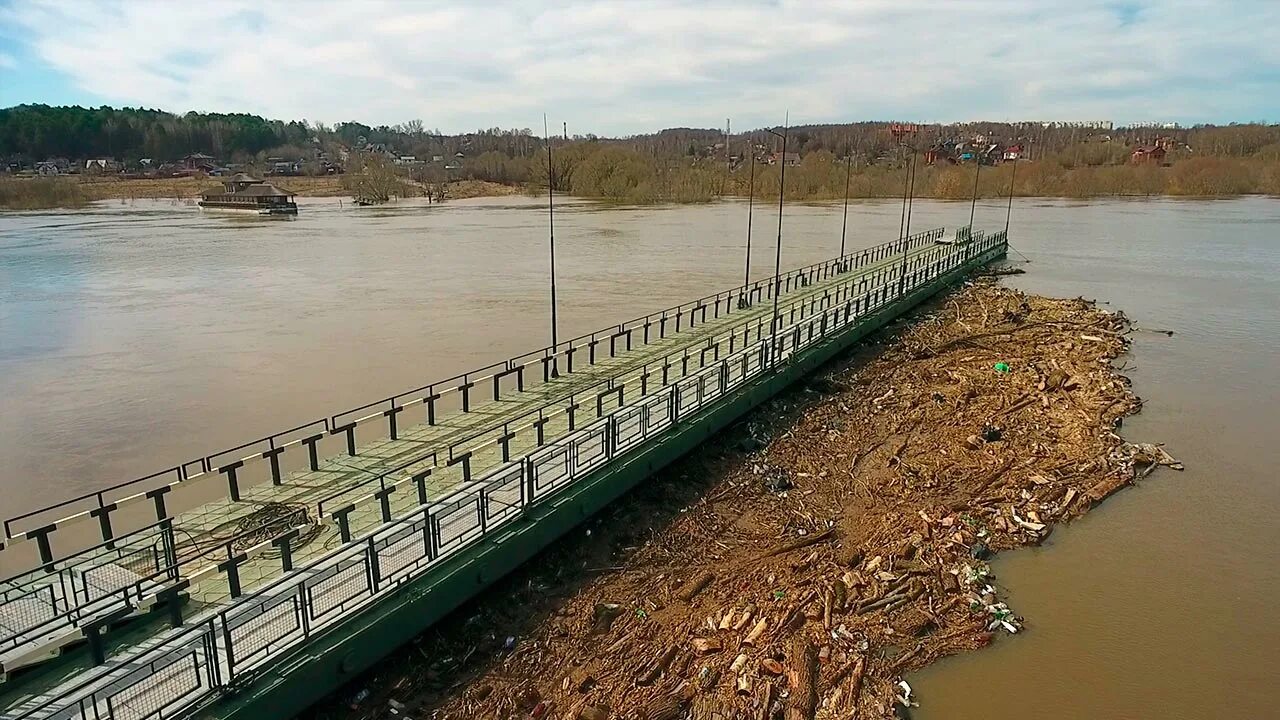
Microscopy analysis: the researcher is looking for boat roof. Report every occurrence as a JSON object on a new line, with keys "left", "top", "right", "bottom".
{"left": 237, "top": 183, "right": 293, "bottom": 197}
{"left": 201, "top": 182, "right": 293, "bottom": 198}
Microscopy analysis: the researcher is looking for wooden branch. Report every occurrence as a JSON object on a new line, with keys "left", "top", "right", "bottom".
{"left": 970, "top": 457, "right": 1016, "bottom": 497}
{"left": 759, "top": 529, "right": 836, "bottom": 560}
{"left": 677, "top": 572, "right": 715, "bottom": 602}
{"left": 636, "top": 644, "right": 678, "bottom": 686}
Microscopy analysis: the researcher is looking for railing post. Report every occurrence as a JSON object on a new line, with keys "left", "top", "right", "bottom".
{"left": 90, "top": 503, "right": 117, "bottom": 549}
{"left": 274, "top": 528, "right": 298, "bottom": 572}
{"left": 414, "top": 469, "right": 431, "bottom": 506}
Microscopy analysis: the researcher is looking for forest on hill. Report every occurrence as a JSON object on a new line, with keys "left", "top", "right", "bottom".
{"left": 2, "top": 104, "right": 1278, "bottom": 206}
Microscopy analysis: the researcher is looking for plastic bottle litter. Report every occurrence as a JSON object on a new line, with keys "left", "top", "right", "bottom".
{"left": 349, "top": 688, "right": 371, "bottom": 709}
{"left": 993, "top": 362, "right": 1011, "bottom": 373}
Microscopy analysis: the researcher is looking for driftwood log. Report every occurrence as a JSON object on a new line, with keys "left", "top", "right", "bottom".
{"left": 677, "top": 572, "right": 715, "bottom": 602}
{"left": 785, "top": 637, "right": 818, "bottom": 720}
{"left": 636, "top": 645, "right": 679, "bottom": 686}
{"left": 759, "top": 529, "right": 836, "bottom": 560}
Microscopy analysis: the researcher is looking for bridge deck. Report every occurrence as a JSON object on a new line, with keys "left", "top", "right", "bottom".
{"left": 0, "top": 231, "right": 952, "bottom": 700}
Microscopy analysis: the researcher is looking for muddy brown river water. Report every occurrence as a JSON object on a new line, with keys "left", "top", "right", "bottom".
{"left": 1, "top": 195, "right": 1277, "bottom": 718}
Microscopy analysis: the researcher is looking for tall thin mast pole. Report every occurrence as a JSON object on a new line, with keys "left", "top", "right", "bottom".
{"left": 744, "top": 152, "right": 755, "bottom": 288}
{"left": 544, "top": 115, "right": 559, "bottom": 373}
{"left": 898, "top": 148, "right": 917, "bottom": 292}
{"left": 897, "top": 143, "right": 910, "bottom": 248}
{"left": 839, "top": 152, "right": 852, "bottom": 264}
{"left": 904, "top": 149, "right": 917, "bottom": 242}
{"left": 968, "top": 154, "right": 982, "bottom": 231}
{"left": 767, "top": 114, "right": 789, "bottom": 369}
{"left": 1004, "top": 156, "right": 1016, "bottom": 234}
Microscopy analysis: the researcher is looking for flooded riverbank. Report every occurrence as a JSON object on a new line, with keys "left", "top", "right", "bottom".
{"left": 2, "top": 196, "right": 1278, "bottom": 717}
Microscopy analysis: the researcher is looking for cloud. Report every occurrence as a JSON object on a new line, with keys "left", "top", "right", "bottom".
{"left": 2, "top": 0, "right": 1278, "bottom": 133}
{"left": 0, "top": 52, "right": 16, "bottom": 70}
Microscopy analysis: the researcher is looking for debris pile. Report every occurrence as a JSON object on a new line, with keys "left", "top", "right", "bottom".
{"left": 318, "top": 280, "right": 1179, "bottom": 720}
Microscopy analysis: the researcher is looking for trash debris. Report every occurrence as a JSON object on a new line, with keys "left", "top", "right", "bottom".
{"left": 896, "top": 680, "right": 916, "bottom": 707}
{"left": 762, "top": 469, "right": 794, "bottom": 492}
{"left": 591, "top": 603, "right": 624, "bottom": 634}
{"left": 322, "top": 282, "right": 1167, "bottom": 720}
{"left": 968, "top": 541, "right": 992, "bottom": 560}
{"left": 348, "top": 688, "right": 370, "bottom": 710}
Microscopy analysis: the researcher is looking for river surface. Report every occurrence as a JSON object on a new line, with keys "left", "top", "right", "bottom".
{"left": 2, "top": 195, "right": 1278, "bottom": 718}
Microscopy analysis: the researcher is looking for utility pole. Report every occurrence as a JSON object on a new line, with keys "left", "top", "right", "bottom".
{"left": 1005, "top": 156, "right": 1017, "bottom": 234}
{"left": 721, "top": 117, "right": 732, "bottom": 198}
{"left": 891, "top": 123, "right": 920, "bottom": 251}
{"left": 765, "top": 114, "right": 789, "bottom": 369}
{"left": 838, "top": 151, "right": 853, "bottom": 266}
{"left": 726, "top": 118, "right": 732, "bottom": 177}
{"left": 898, "top": 148, "right": 917, "bottom": 293}
{"left": 743, "top": 153, "right": 756, "bottom": 289}
{"left": 968, "top": 152, "right": 982, "bottom": 231}
{"left": 544, "top": 115, "right": 560, "bottom": 376}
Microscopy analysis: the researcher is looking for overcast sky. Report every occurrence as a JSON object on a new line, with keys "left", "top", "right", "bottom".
{"left": 1, "top": 0, "right": 1276, "bottom": 134}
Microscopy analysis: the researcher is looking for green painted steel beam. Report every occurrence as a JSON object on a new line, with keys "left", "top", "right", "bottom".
{"left": 200, "top": 244, "right": 1006, "bottom": 720}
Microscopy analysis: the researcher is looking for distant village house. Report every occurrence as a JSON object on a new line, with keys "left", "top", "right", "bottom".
{"left": 769, "top": 151, "right": 801, "bottom": 166}
{"left": 1130, "top": 145, "right": 1167, "bottom": 164}
{"left": 85, "top": 158, "right": 119, "bottom": 173}
{"left": 182, "top": 153, "right": 218, "bottom": 172}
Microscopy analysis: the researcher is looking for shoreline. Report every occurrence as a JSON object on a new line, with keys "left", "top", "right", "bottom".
{"left": 0, "top": 176, "right": 523, "bottom": 209}
{"left": 2, "top": 173, "right": 1275, "bottom": 211}
{"left": 301, "top": 280, "right": 1180, "bottom": 720}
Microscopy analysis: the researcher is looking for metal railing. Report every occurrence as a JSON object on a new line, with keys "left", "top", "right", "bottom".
{"left": 1, "top": 229, "right": 943, "bottom": 559}
{"left": 7, "top": 230, "right": 1005, "bottom": 720}
{"left": 0, "top": 515, "right": 314, "bottom": 665}
{"left": 309, "top": 229, "right": 946, "bottom": 522}
{"left": 0, "top": 228, "right": 944, "bottom": 669}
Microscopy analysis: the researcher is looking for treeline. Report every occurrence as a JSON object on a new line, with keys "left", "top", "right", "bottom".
{"left": 0, "top": 105, "right": 544, "bottom": 165}
{"left": 740, "top": 152, "right": 1280, "bottom": 200}
{"left": 464, "top": 146, "right": 1280, "bottom": 202}
{"left": 3, "top": 104, "right": 1278, "bottom": 202}
{"left": 8, "top": 103, "right": 1280, "bottom": 166}
{"left": 0, "top": 105, "right": 313, "bottom": 162}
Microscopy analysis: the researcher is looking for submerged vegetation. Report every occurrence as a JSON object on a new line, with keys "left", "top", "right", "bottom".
{"left": 523, "top": 145, "right": 1280, "bottom": 203}
{"left": 0, "top": 177, "right": 88, "bottom": 209}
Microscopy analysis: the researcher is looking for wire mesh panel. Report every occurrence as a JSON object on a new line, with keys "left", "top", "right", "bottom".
{"left": 101, "top": 632, "right": 214, "bottom": 720}
{"left": 643, "top": 391, "right": 673, "bottom": 434}
{"left": 613, "top": 405, "right": 645, "bottom": 453}
{"left": 529, "top": 444, "right": 571, "bottom": 496}
{"left": 372, "top": 516, "right": 432, "bottom": 585}
{"left": 304, "top": 555, "right": 371, "bottom": 622}
{"left": 0, "top": 583, "right": 59, "bottom": 642}
{"left": 223, "top": 590, "right": 303, "bottom": 673}
{"left": 431, "top": 496, "right": 483, "bottom": 555}
{"left": 481, "top": 463, "right": 524, "bottom": 527}
{"left": 677, "top": 377, "right": 701, "bottom": 415}
{"left": 81, "top": 545, "right": 154, "bottom": 601}
{"left": 725, "top": 354, "right": 747, "bottom": 389}
{"left": 700, "top": 365, "right": 724, "bottom": 404}
{"left": 571, "top": 426, "right": 609, "bottom": 476}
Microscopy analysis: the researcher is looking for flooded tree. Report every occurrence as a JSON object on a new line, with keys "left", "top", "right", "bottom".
{"left": 341, "top": 153, "right": 411, "bottom": 204}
